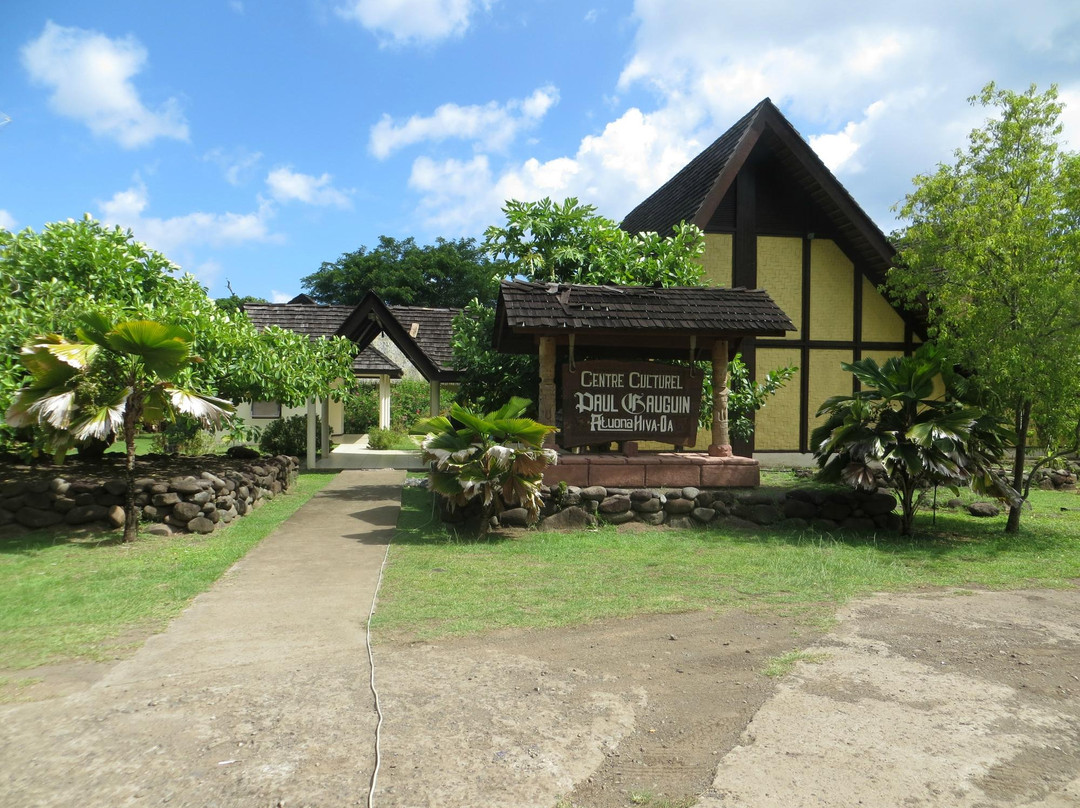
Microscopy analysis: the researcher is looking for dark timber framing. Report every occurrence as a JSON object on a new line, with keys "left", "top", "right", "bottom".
{"left": 621, "top": 97, "right": 927, "bottom": 455}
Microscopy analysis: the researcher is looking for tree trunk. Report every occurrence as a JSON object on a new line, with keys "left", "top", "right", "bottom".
{"left": 122, "top": 398, "right": 141, "bottom": 543}
{"left": 899, "top": 476, "right": 916, "bottom": 537}
{"left": 1006, "top": 400, "right": 1031, "bottom": 534}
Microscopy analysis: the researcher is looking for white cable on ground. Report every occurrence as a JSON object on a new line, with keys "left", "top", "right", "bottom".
{"left": 366, "top": 537, "right": 392, "bottom": 808}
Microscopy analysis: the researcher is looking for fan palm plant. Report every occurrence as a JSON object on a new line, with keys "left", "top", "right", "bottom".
{"left": 412, "top": 397, "right": 557, "bottom": 531}
{"left": 811, "top": 345, "right": 1016, "bottom": 536}
{"left": 5, "top": 313, "right": 234, "bottom": 541}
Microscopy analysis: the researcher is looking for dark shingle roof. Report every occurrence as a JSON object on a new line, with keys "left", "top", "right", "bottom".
{"left": 495, "top": 281, "right": 794, "bottom": 352}
{"left": 620, "top": 100, "right": 764, "bottom": 236}
{"left": 241, "top": 302, "right": 403, "bottom": 378}
{"left": 385, "top": 306, "right": 459, "bottom": 372}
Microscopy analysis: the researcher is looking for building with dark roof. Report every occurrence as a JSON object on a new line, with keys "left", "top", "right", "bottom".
{"left": 621, "top": 98, "right": 925, "bottom": 457}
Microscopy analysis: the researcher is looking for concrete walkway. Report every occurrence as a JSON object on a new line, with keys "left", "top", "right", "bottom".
{"left": 0, "top": 469, "right": 404, "bottom": 808}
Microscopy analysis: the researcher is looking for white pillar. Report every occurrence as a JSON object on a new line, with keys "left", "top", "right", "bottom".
{"left": 306, "top": 397, "right": 317, "bottom": 468}
{"left": 430, "top": 380, "right": 441, "bottom": 417}
{"left": 320, "top": 397, "right": 331, "bottom": 457}
{"left": 378, "top": 375, "right": 391, "bottom": 430}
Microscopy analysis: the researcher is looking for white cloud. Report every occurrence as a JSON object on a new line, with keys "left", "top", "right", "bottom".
{"left": 205, "top": 147, "right": 263, "bottom": 186}
{"left": 809, "top": 100, "right": 887, "bottom": 174}
{"left": 21, "top": 21, "right": 188, "bottom": 148}
{"left": 0, "top": 210, "right": 16, "bottom": 231}
{"left": 1058, "top": 85, "right": 1080, "bottom": 149}
{"left": 335, "top": 0, "right": 491, "bottom": 45}
{"left": 370, "top": 85, "right": 558, "bottom": 158}
{"left": 265, "top": 167, "right": 353, "bottom": 208}
{"left": 271, "top": 290, "right": 293, "bottom": 303}
{"left": 99, "top": 181, "right": 276, "bottom": 256}
{"left": 193, "top": 259, "right": 224, "bottom": 289}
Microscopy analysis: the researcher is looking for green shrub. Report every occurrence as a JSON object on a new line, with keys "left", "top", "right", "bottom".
{"left": 343, "top": 380, "right": 457, "bottom": 433}
{"left": 259, "top": 414, "right": 319, "bottom": 457}
{"left": 152, "top": 415, "right": 219, "bottom": 455}
{"left": 367, "top": 428, "right": 415, "bottom": 450}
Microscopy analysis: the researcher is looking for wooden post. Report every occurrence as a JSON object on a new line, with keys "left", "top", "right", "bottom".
{"left": 709, "top": 339, "right": 733, "bottom": 457}
{"left": 378, "top": 375, "right": 391, "bottom": 430}
{"left": 320, "top": 397, "right": 331, "bottom": 458}
{"left": 538, "top": 336, "right": 556, "bottom": 449}
{"left": 306, "top": 397, "right": 317, "bottom": 468}
{"left": 430, "top": 380, "right": 441, "bottom": 417}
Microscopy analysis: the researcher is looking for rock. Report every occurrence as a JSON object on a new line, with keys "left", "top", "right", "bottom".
{"left": 73, "top": 493, "right": 96, "bottom": 507}
{"left": 498, "top": 507, "right": 530, "bottom": 527}
{"left": 783, "top": 498, "right": 819, "bottom": 519}
{"left": 784, "top": 517, "right": 809, "bottom": 530}
{"left": 558, "top": 490, "right": 582, "bottom": 507}
{"left": 629, "top": 489, "right": 656, "bottom": 502}
{"left": 106, "top": 506, "right": 125, "bottom": 529}
{"left": 191, "top": 490, "right": 213, "bottom": 505}
{"left": 1, "top": 494, "right": 28, "bottom": 512}
{"left": 820, "top": 500, "right": 852, "bottom": 521}
{"left": 539, "top": 507, "right": 596, "bottom": 531}
{"left": 874, "top": 513, "right": 903, "bottom": 531}
{"left": 0, "top": 481, "right": 27, "bottom": 497}
{"left": 220, "top": 507, "right": 238, "bottom": 524}
{"left": 94, "top": 494, "right": 124, "bottom": 507}
{"left": 631, "top": 497, "right": 662, "bottom": 514}
{"left": 201, "top": 472, "right": 227, "bottom": 490}
{"left": 945, "top": 498, "right": 965, "bottom": 509}
{"left": 170, "top": 478, "right": 205, "bottom": 496}
{"left": 681, "top": 487, "right": 701, "bottom": 501}
{"left": 225, "top": 445, "right": 260, "bottom": 460}
{"left": 664, "top": 498, "right": 694, "bottom": 515}
{"left": 153, "top": 492, "right": 181, "bottom": 507}
{"left": 603, "top": 510, "right": 636, "bottom": 525}
{"left": 103, "top": 479, "right": 127, "bottom": 496}
{"left": 747, "top": 504, "right": 783, "bottom": 525}
{"left": 580, "top": 486, "right": 608, "bottom": 502}
{"left": 841, "top": 517, "right": 877, "bottom": 531}
{"left": 49, "top": 478, "right": 69, "bottom": 494}
{"left": 694, "top": 491, "right": 715, "bottom": 508}
{"left": 172, "top": 501, "right": 203, "bottom": 522}
{"left": 738, "top": 490, "right": 778, "bottom": 506}
{"left": 25, "top": 492, "right": 55, "bottom": 509}
{"left": 235, "top": 499, "right": 249, "bottom": 516}
{"left": 187, "top": 516, "right": 216, "bottom": 534}
{"left": 716, "top": 515, "right": 762, "bottom": 530}
{"left": 599, "top": 495, "right": 631, "bottom": 514}
{"left": 26, "top": 479, "right": 51, "bottom": 494}
{"left": 666, "top": 515, "right": 697, "bottom": 529}
{"left": 65, "top": 504, "right": 108, "bottom": 525}
{"left": 0, "top": 508, "right": 11, "bottom": 526}
{"left": 861, "top": 491, "right": 898, "bottom": 516}
{"left": 581, "top": 499, "right": 599, "bottom": 514}
{"left": 144, "top": 523, "right": 174, "bottom": 537}
{"left": 15, "top": 507, "right": 63, "bottom": 529}
{"left": 638, "top": 511, "right": 666, "bottom": 526}
{"left": 0, "top": 524, "right": 30, "bottom": 539}
{"left": 968, "top": 501, "right": 1001, "bottom": 518}
{"left": 205, "top": 508, "right": 221, "bottom": 524}
{"left": 810, "top": 518, "right": 839, "bottom": 531}
{"left": 142, "top": 505, "right": 161, "bottom": 520}
{"left": 150, "top": 483, "right": 169, "bottom": 495}
{"left": 691, "top": 507, "right": 716, "bottom": 523}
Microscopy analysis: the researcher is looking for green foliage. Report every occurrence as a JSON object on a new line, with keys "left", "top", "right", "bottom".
{"left": 366, "top": 428, "right": 415, "bottom": 450}
{"left": 301, "top": 235, "right": 502, "bottom": 307}
{"left": 889, "top": 83, "right": 1080, "bottom": 532}
{"left": 451, "top": 300, "right": 539, "bottom": 414}
{"left": 214, "top": 292, "right": 268, "bottom": 314}
{"left": 811, "top": 345, "right": 1016, "bottom": 536}
{"left": 151, "top": 416, "right": 218, "bottom": 455}
{"left": 343, "top": 379, "right": 455, "bottom": 433}
{"left": 221, "top": 416, "right": 262, "bottom": 447}
{"left": 483, "top": 197, "right": 705, "bottom": 286}
{"left": 6, "top": 315, "right": 235, "bottom": 541}
{"left": 258, "top": 414, "right": 316, "bottom": 458}
{"left": 0, "top": 217, "right": 355, "bottom": 455}
{"left": 698, "top": 355, "right": 797, "bottom": 441}
{"left": 413, "top": 397, "right": 557, "bottom": 529}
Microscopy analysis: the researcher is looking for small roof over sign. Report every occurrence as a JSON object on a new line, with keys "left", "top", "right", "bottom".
{"left": 494, "top": 281, "right": 794, "bottom": 354}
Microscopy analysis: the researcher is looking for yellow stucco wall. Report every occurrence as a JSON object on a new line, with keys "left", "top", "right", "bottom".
{"left": 702, "top": 233, "right": 733, "bottom": 287}
{"left": 757, "top": 237, "right": 802, "bottom": 339}
{"left": 861, "top": 277, "right": 906, "bottom": 343}
{"left": 754, "top": 347, "right": 802, "bottom": 451}
{"left": 809, "top": 240, "right": 853, "bottom": 341}
{"left": 807, "top": 349, "right": 854, "bottom": 443}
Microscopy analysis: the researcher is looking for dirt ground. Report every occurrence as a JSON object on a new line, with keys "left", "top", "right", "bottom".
{"left": 3, "top": 588, "right": 1078, "bottom": 807}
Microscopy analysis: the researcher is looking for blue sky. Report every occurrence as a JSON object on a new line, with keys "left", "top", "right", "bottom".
{"left": 3, "top": 1, "right": 1080, "bottom": 302}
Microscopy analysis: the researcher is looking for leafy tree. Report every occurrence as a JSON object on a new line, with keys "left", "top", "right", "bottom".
{"left": 6, "top": 316, "right": 234, "bottom": 541}
{"left": 889, "top": 83, "right": 1080, "bottom": 533}
{"left": 697, "top": 356, "right": 798, "bottom": 442}
{"left": 301, "top": 235, "right": 502, "bottom": 307}
{"left": 215, "top": 285, "right": 268, "bottom": 314}
{"left": 413, "top": 397, "right": 557, "bottom": 530}
{"left": 811, "top": 346, "right": 1017, "bottom": 536}
{"left": 483, "top": 197, "right": 705, "bottom": 286}
{"left": 0, "top": 216, "right": 355, "bottom": 456}
{"left": 451, "top": 300, "right": 538, "bottom": 414}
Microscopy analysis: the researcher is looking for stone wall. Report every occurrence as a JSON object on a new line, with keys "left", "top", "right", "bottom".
{"left": 497, "top": 484, "right": 902, "bottom": 532}
{"left": 0, "top": 455, "right": 299, "bottom": 539}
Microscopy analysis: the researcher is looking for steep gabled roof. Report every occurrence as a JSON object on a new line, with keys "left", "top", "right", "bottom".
{"left": 241, "top": 302, "right": 403, "bottom": 378}
{"left": 620, "top": 98, "right": 899, "bottom": 288}
{"left": 495, "top": 281, "right": 794, "bottom": 354}
{"left": 335, "top": 293, "right": 461, "bottom": 382}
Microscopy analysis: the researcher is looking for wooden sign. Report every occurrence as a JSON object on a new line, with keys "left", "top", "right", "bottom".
{"left": 561, "top": 360, "right": 702, "bottom": 448}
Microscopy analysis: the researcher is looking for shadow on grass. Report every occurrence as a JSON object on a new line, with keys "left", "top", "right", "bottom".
{"left": 0, "top": 528, "right": 127, "bottom": 556}
{"left": 394, "top": 487, "right": 509, "bottom": 546}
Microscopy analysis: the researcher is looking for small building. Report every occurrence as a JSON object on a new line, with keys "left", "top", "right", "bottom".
{"left": 621, "top": 98, "right": 925, "bottom": 460}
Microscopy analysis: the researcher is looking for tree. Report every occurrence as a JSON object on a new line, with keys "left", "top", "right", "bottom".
{"left": 6, "top": 315, "right": 233, "bottom": 541}
{"left": 889, "top": 83, "right": 1080, "bottom": 532}
{"left": 811, "top": 346, "right": 1016, "bottom": 536}
{"left": 451, "top": 300, "right": 539, "bottom": 414}
{"left": 413, "top": 397, "right": 557, "bottom": 530}
{"left": 1, "top": 216, "right": 355, "bottom": 457}
{"left": 483, "top": 197, "right": 705, "bottom": 286}
{"left": 301, "top": 235, "right": 502, "bottom": 307}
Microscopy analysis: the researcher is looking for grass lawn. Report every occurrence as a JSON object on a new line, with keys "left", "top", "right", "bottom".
{"left": 374, "top": 478, "right": 1080, "bottom": 640}
{"left": 0, "top": 471, "right": 337, "bottom": 674}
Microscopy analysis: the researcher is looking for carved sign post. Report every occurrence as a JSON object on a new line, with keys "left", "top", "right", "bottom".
{"left": 561, "top": 360, "right": 702, "bottom": 448}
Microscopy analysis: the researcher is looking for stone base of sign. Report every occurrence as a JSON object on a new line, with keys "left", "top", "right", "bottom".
{"left": 543, "top": 452, "right": 760, "bottom": 489}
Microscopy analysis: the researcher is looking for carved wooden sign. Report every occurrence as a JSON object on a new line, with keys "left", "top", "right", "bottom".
{"left": 561, "top": 360, "right": 702, "bottom": 448}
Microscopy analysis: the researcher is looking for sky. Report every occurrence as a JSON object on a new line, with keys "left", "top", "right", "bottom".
{"left": 3, "top": 1, "right": 1080, "bottom": 303}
